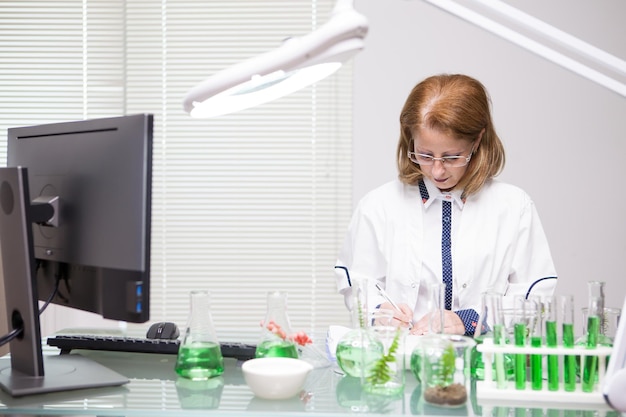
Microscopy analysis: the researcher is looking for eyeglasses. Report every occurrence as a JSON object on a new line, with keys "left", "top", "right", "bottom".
{"left": 407, "top": 150, "right": 473, "bottom": 167}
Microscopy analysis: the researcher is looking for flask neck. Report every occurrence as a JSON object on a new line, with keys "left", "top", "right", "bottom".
{"left": 428, "top": 283, "right": 445, "bottom": 334}
{"left": 350, "top": 278, "right": 368, "bottom": 328}
{"left": 183, "top": 291, "right": 219, "bottom": 344}
{"left": 263, "top": 292, "right": 293, "bottom": 335}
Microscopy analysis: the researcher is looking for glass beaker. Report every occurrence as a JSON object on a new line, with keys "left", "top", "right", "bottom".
{"left": 581, "top": 306, "right": 621, "bottom": 343}
{"left": 175, "top": 290, "right": 224, "bottom": 380}
{"left": 255, "top": 291, "right": 298, "bottom": 359}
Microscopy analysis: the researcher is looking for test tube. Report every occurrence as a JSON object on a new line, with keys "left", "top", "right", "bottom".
{"left": 560, "top": 295, "right": 576, "bottom": 392}
{"left": 544, "top": 296, "right": 559, "bottom": 391}
{"left": 513, "top": 296, "right": 527, "bottom": 390}
{"left": 582, "top": 287, "right": 602, "bottom": 392}
{"left": 484, "top": 292, "right": 507, "bottom": 388}
{"left": 528, "top": 298, "right": 543, "bottom": 390}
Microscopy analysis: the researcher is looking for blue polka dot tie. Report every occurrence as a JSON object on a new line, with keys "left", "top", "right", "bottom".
{"left": 442, "top": 200, "right": 453, "bottom": 310}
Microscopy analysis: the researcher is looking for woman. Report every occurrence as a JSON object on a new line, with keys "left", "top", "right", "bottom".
{"left": 335, "top": 74, "right": 557, "bottom": 336}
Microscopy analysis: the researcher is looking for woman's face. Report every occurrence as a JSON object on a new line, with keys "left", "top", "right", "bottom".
{"left": 412, "top": 127, "right": 475, "bottom": 191}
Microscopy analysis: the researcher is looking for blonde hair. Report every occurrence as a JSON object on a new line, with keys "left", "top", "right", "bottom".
{"left": 396, "top": 74, "right": 505, "bottom": 198}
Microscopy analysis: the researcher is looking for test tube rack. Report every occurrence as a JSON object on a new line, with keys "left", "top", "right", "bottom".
{"left": 476, "top": 337, "right": 613, "bottom": 405}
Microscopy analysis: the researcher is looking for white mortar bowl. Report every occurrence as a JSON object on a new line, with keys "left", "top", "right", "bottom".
{"left": 242, "top": 357, "right": 313, "bottom": 400}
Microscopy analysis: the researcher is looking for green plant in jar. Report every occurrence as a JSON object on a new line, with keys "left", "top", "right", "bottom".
{"left": 421, "top": 335, "right": 475, "bottom": 407}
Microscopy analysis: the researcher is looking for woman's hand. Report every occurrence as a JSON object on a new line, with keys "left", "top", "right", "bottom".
{"left": 410, "top": 310, "right": 465, "bottom": 335}
{"left": 377, "top": 302, "right": 414, "bottom": 329}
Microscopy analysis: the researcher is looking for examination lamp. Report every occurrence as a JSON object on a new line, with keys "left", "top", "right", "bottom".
{"left": 182, "top": 0, "right": 368, "bottom": 118}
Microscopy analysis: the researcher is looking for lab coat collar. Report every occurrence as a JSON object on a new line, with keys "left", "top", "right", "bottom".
{"left": 420, "top": 178, "right": 465, "bottom": 210}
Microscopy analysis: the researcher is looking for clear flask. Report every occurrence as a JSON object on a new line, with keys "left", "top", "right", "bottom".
{"left": 255, "top": 291, "right": 299, "bottom": 358}
{"left": 335, "top": 278, "right": 384, "bottom": 378}
{"left": 175, "top": 290, "right": 224, "bottom": 380}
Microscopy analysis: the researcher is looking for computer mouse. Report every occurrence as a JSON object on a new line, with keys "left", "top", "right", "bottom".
{"left": 146, "top": 321, "right": 180, "bottom": 340}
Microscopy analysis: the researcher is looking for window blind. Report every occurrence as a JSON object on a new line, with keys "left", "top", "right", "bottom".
{"left": 0, "top": 0, "right": 353, "bottom": 344}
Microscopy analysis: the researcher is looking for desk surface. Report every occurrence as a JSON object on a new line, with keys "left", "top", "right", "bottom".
{"left": 0, "top": 349, "right": 621, "bottom": 417}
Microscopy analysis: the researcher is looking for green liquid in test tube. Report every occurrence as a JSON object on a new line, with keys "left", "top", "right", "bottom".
{"left": 562, "top": 323, "right": 576, "bottom": 391}
{"left": 544, "top": 296, "right": 559, "bottom": 391}
{"left": 493, "top": 323, "right": 507, "bottom": 389}
{"left": 582, "top": 283, "right": 604, "bottom": 393}
{"left": 530, "top": 335, "right": 542, "bottom": 390}
{"left": 514, "top": 322, "right": 526, "bottom": 390}
{"left": 528, "top": 297, "right": 543, "bottom": 391}
{"left": 545, "top": 320, "right": 559, "bottom": 391}
{"left": 560, "top": 295, "right": 576, "bottom": 392}
{"left": 582, "top": 315, "right": 600, "bottom": 392}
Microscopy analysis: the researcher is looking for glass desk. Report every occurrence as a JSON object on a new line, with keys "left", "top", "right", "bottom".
{"left": 0, "top": 348, "right": 621, "bottom": 417}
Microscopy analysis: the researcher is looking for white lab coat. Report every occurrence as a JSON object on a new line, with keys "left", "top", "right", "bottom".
{"left": 335, "top": 178, "right": 557, "bottom": 325}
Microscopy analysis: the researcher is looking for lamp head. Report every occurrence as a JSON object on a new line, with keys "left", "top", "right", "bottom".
{"left": 183, "top": 1, "right": 368, "bottom": 118}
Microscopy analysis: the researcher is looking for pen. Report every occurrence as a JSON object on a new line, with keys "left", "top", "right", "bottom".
{"left": 374, "top": 282, "right": 414, "bottom": 330}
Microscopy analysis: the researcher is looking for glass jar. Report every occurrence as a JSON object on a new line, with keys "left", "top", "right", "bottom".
{"left": 419, "top": 334, "right": 476, "bottom": 407}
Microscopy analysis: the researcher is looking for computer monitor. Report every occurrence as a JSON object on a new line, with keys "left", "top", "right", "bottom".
{"left": 0, "top": 114, "right": 153, "bottom": 396}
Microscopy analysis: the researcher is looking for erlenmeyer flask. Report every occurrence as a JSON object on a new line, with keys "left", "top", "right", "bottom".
{"left": 175, "top": 290, "right": 224, "bottom": 379}
{"left": 255, "top": 291, "right": 298, "bottom": 358}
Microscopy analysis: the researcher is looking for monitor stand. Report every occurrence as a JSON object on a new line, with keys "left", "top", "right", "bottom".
{"left": 0, "top": 355, "right": 129, "bottom": 397}
{"left": 0, "top": 167, "right": 128, "bottom": 396}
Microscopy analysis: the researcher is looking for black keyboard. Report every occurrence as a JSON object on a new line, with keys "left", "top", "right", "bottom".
{"left": 47, "top": 334, "right": 256, "bottom": 361}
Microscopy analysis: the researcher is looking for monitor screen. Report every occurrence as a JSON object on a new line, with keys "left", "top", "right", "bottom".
{"left": 0, "top": 114, "right": 153, "bottom": 396}
{"left": 7, "top": 113, "right": 153, "bottom": 322}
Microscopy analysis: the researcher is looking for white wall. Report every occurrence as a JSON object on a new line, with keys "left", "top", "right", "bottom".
{"left": 352, "top": 0, "right": 626, "bottom": 334}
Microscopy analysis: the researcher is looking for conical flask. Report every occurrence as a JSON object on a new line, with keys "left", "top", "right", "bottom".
{"left": 175, "top": 290, "right": 224, "bottom": 379}
{"left": 255, "top": 291, "right": 299, "bottom": 358}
